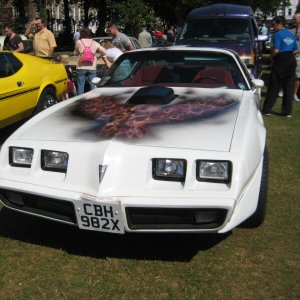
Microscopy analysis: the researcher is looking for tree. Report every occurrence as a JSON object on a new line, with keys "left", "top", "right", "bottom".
{"left": 93, "top": 0, "right": 109, "bottom": 36}
{"left": 60, "top": 0, "right": 73, "bottom": 44}
{"left": 12, "top": 0, "right": 29, "bottom": 32}
{"left": 32, "top": 0, "right": 47, "bottom": 21}
{"left": 53, "top": 0, "right": 74, "bottom": 48}
{"left": 145, "top": 0, "right": 285, "bottom": 26}
{"left": 107, "top": 0, "right": 157, "bottom": 36}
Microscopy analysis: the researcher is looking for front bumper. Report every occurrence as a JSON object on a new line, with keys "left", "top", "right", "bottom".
{"left": 0, "top": 157, "right": 262, "bottom": 234}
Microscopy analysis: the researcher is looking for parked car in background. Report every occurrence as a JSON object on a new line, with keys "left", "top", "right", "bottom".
{"left": 0, "top": 51, "right": 67, "bottom": 129}
{"left": 0, "top": 46, "right": 268, "bottom": 236}
{"left": 176, "top": 3, "right": 268, "bottom": 78}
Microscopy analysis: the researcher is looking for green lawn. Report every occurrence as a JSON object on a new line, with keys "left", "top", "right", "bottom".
{"left": 0, "top": 78, "right": 300, "bottom": 299}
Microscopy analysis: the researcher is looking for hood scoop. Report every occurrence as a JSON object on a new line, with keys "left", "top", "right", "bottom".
{"left": 126, "top": 86, "right": 176, "bottom": 105}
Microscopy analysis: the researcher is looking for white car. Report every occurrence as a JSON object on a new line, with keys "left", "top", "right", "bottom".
{"left": 0, "top": 46, "right": 268, "bottom": 235}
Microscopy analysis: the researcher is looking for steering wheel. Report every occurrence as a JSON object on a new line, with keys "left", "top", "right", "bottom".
{"left": 194, "top": 76, "right": 221, "bottom": 84}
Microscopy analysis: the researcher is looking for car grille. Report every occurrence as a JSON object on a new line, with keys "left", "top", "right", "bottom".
{"left": 0, "top": 189, "right": 76, "bottom": 224}
{"left": 126, "top": 207, "right": 227, "bottom": 230}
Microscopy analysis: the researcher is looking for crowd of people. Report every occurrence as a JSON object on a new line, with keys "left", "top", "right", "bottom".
{"left": 2, "top": 15, "right": 300, "bottom": 117}
{"left": 2, "top": 19, "right": 181, "bottom": 96}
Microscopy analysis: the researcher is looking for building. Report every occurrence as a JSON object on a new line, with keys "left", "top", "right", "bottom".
{"left": 256, "top": 0, "right": 300, "bottom": 23}
{"left": 0, "top": 0, "right": 98, "bottom": 35}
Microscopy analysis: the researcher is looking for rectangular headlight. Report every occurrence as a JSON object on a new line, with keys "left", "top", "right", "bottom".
{"left": 9, "top": 147, "right": 34, "bottom": 168}
{"left": 41, "top": 150, "right": 68, "bottom": 173}
{"left": 196, "top": 160, "right": 231, "bottom": 183}
{"left": 153, "top": 158, "right": 186, "bottom": 182}
{"left": 241, "top": 56, "right": 254, "bottom": 66}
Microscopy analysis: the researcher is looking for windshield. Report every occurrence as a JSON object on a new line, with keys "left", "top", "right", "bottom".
{"left": 179, "top": 18, "right": 251, "bottom": 43}
{"left": 100, "top": 50, "right": 248, "bottom": 90}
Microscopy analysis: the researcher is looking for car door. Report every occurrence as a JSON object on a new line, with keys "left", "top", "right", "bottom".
{"left": 130, "top": 37, "right": 141, "bottom": 49}
{"left": 0, "top": 52, "right": 37, "bottom": 128}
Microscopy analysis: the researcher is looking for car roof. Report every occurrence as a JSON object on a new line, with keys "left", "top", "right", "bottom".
{"left": 186, "top": 4, "right": 253, "bottom": 19}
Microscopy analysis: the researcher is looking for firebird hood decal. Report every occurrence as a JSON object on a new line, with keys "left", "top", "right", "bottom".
{"left": 19, "top": 88, "right": 242, "bottom": 151}
{"left": 71, "top": 94, "right": 238, "bottom": 139}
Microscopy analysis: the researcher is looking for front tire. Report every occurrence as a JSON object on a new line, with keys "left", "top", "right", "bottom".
{"left": 245, "top": 147, "right": 269, "bottom": 227}
{"left": 33, "top": 87, "right": 57, "bottom": 115}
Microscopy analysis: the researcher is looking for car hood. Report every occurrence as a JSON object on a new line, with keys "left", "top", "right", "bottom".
{"left": 18, "top": 87, "right": 243, "bottom": 151}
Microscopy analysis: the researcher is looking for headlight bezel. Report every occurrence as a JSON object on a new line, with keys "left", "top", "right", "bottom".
{"left": 41, "top": 150, "right": 69, "bottom": 173}
{"left": 152, "top": 158, "right": 187, "bottom": 182}
{"left": 9, "top": 147, "right": 34, "bottom": 168}
{"left": 196, "top": 160, "right": 232, "bottom": 184}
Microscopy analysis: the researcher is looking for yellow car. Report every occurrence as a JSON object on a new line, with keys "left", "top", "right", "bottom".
{"left": 0, "top": 51, "right": 68, "bottom": 129}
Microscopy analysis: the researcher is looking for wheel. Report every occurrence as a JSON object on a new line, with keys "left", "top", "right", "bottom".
{"left": 245, "top": 147, "right": 269, "bottom": 227}
{"left": 33, "top": 87, "right": 57, "bottom": 115}
{"left": 194, "top": 76, "right": 221, "bottom": 84}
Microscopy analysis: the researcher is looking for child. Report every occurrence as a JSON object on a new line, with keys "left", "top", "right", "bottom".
{"left": 57, "top": 54, "right": 77, "bottom": 99}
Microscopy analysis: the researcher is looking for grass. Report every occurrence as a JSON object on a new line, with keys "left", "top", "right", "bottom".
{"left": 0, "top": 64, "right": 300, "bottom": 299}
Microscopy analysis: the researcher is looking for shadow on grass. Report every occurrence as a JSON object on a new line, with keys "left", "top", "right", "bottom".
{"left": 0, "top": 207, "right": 230, "bottom": 262}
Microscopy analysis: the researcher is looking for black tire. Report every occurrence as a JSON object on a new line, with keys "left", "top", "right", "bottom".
{"left": 245, "top": 147, "right": 269, "bottom": 227}
{"left": 33, "top": 87, "right": 57, "bottom": 115}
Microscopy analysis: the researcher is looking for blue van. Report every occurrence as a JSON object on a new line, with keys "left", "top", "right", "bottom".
{"left": 176, "top": 4, "right": 268, "bottom": 78}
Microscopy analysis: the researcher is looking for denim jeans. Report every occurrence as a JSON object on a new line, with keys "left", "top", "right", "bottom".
{"left": 76, "top": 69, "right": 97, "bottom": 95}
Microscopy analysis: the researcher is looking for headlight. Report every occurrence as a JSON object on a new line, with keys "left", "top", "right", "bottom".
{"left": 241, "top": 55, "right": 255, "bottom": 66}
{"left": 9, "top": 147, "right": 34, "bottom": 168}
{"left": 196, "top": 160, "right": 231, "bottom": 183}
{"left": 41, "top": 150, "right": 68, "bottom": 173}
{"left": 152, "top": 158, "right": 186, "bottom": 182}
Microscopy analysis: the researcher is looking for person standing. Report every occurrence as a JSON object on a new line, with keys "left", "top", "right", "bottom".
{"left": 292, "top": 13, "right": 300, "bottom": 102}
{"left": 3, "top": 25, "right": 24, "bottom": 52}
{"left": 166, "top": 25, "right": 176, "bottom": 46}
{"left": 107, "top": 23, "right": 134, "bottom": 52}
{"left": 261, "top": 23, "right": 268, "bottom": 36}
{"left": 25, "top": 17, "right": 57, "bottom": 57}
{"left": 262, "top": 16, "right": 298, "bottom": 118}
{"left": 138, "top": 26, "right": 152, "bottom": 48}
{"left": 74, "top": 27, "right": 107, "bottom": 95}
{"left": 73, "top": 28, "right": 80, "bottom": 44}
{"left": 100, "top": 40, "right": 123, "bottom": 68}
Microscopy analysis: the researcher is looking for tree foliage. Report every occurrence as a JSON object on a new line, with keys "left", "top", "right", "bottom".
{"left": 31, "top": 0, "right": 47, "bottom": 20}
{"left": 5, "top": 0, "right": 293, "bottom": 39}
{"left": 107, "top": 0, "right": 157, "bottom": 35}
{"left": 145, "top": 0, "right": 287, "bottom": 25}
{"left": 12, "top": 0, "right": 29, "bottom": 32}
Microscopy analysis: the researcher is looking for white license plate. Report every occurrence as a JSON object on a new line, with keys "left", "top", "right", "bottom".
{"left": 75, "top": 200, "right": 124, "bottom": 234}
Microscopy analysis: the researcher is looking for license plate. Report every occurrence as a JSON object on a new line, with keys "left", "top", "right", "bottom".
{"left": 75, "top": 199, "right": 124, "bottom": 234}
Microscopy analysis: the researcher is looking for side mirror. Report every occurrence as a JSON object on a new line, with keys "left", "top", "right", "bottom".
{"left": 256, "top": 35, "right": 269, "bottom": 42}
{"left": 91, "top": 77, "right": 101, "bottom": 85}
{"left": 252, "top": 79, "right": 264, "bottom": 88}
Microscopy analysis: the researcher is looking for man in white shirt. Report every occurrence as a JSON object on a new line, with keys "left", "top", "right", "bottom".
{"left": 138, "top": 27, "right": 152, "bottom": 48}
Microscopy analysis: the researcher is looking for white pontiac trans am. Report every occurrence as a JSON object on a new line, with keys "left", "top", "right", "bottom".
{"left": 0, "top": 46, "right": 268, "bottom": 235}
